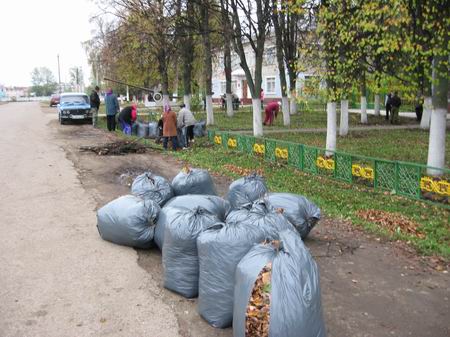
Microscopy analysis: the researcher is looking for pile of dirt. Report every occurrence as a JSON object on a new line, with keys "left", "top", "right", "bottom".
{"left": 245, "top": 262, "right": 272, "bottom": 337}
{"left": 79, "top": 140, "right": 147, "bottom": 156}
{"left": 357, "top": 209, "right": 425, "bottom": 238}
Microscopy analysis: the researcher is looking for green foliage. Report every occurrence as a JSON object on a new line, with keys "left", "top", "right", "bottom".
{"left": 30, "top": 67, "right": 57, "bottom": 96}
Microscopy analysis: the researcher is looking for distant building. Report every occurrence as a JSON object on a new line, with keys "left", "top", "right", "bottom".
{"left": 0, "top": 85, "right": 6, "bottom": 99}
{"left": 211, "top": 35, "right": 314, "bottom": 104}
{"left": 4, "top": 86, "right": 29, "bottom": 99}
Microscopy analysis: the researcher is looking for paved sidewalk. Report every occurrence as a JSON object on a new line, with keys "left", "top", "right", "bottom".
{"left": 241, "top": 123, "right": 425, "bottom": 135}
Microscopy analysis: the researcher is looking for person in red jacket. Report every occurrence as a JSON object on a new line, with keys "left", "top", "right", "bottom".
{"left": 263, "top": 101, "right": 280, "bottom": 126}
{"left": 118, "top": 103, "right": 137, "bottom": 135}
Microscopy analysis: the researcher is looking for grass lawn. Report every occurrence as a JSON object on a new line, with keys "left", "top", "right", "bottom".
{"left": 194, "top": 107, "right": 416, "bottom": 131}
{"left": 265, "top": 129, "right": 450, "bottom": 167}
{"left": 171, "top": 138, "right": 450, "bottom": 259}
{"left": 95, "top": 117, "right": 450, "bottom": 258}
{"left": 99, "top": 104, "right": 415, "bottom": 130}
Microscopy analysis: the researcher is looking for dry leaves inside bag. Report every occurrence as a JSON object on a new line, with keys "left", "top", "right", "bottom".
{"left": 245, "top": 262, "right": 272, "bottom": 337}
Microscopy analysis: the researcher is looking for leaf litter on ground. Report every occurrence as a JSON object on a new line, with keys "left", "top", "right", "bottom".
{"left": 357, "top": 209, "right": 426, "bottom": 239}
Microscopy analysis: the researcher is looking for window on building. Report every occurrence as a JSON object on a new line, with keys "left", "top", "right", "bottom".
{"left": 266, "top": 77, "right": 276, "bottom": 94}
{"left": 263, "top": 47, "right": 276, "bottom": 66}
{"left": 221, "top": 81, "right": 237, "bottom": 94}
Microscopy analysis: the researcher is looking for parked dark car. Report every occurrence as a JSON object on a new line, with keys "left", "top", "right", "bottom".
{"left": 57, "top": 93, "right": 92, "bottom": 124}
{"left": 50, "top": 94, "right": 60, "bottom": 107}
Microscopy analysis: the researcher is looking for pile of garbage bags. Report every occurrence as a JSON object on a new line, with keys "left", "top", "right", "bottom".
{"left": 96, "top": 168, "right": 325, "bottom": 336}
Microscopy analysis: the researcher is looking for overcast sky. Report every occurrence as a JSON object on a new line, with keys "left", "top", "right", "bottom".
{"left": 0, "top": 0, "right": 98, "bottom": 87}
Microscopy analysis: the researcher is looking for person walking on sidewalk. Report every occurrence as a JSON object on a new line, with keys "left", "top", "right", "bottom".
{"left": 390, "top": 91, "right": 402, "bottom": 124}
{"left": 385, "top": 93, "right": 392, "bottom": 121}
{"left": 104, "top": 88, "right": 120, "bottom": 131}
{"left": 118, "top": 103, "right": 137, "bottom": 135}
{"left": 263, "top": 101, "right": 280, "bottom": 126}
{"left": 90, "top": 86, "right": 100, "bottom": 127}
{"left": 177, "top": 104, "right": 196, "bottom": 148}
{"left": 162, "top": 105, "right": 179, "bottom": 151}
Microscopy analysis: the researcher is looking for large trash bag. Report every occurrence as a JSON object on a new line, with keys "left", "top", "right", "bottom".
{"left": 233, "top": 230, "right": 326, "bottom": 337}
{"left": 97, "top": 195, "right": 160, "bottom": 249}
{"left": 193, "top": 120, "right": 206, "bottom": 137}
{"left": 197, "top": 201, "right": 294, "bottom": 328}
{"left": 162, "top": 207, "right": 221, "bottom": 298}
{"left": 227, "top": 174, "right": 268, "bottom": 209}
{"left": 164, "top": 194, "right": 230, "bottom": 221}
{"left": 172, "top": 167, "right": 217, "bottom": 196}
{"left": 148, "top": 122, "right": 158, "bottom": 139}
{"left": 137, "top": 121, "right": 149, "bottom": 137}
{"left": 262, "top": 192, "right": 321, "bottom": 239}
{"left": 131, "top": 171, "right": 174, "bottom": 206}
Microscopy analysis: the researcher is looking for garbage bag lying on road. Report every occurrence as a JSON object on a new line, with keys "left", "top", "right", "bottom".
{"left": 148, "top": 122, "right": 158, "bottom": 139}
{"left": 227, "top": 174, "right": 268, "bottom": 209}
{"left": 233, "top": 230, "right": 326, "bottom": 337}
{"left": 193, "top": 120, "right": 206, "bottom": 137}
{"left": 131, "top": 171, "right": 173, "bottom": 206}
{"left": 137, "top": 121, "right": 149, "bottom": 137}
{"left": 97, "top": 195, "right": 160, "bottom": 249}
{"left": 171, "top": 167, "right": 217, "bottom": 196}
{"left": 197, "top": 201, "right": 294, "bottom": 328}
{"left": 162, "top": 207, "right": 221, "bottom": 298}
{"left": 164, "top": 194, "right": 229, "bottom": 221}
{"left": 262, "top": 192, "right": 321, "bottom": 239}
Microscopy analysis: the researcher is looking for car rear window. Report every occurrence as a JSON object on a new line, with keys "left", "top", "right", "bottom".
{"left": 60, "top": 95, "right": 89, "bottom": 104}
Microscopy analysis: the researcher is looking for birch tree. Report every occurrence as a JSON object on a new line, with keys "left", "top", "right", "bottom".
{"left": 226, "top": 0, "right": 272, "bottom": 137}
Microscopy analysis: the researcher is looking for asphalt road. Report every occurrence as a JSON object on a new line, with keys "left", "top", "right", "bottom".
{"left": 0, "top": 102, "right": 180, "bottom": 337}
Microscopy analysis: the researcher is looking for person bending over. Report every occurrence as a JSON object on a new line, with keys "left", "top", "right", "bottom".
{"left": 118, "top": 103, "right": 137, "bottom": 135}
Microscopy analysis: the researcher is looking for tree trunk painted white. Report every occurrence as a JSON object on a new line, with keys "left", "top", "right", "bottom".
{"left": 374, "top": 94, "right": 380, "bottom": 116}
{"left": 282, "top": 96, "right": 290, "bottom": 126}
{"left": 420, "top": 96, "right": 432, "bottom": 130}
{"left": 226, "top": 93, "right": 233, "bottom": 117}
{"left": 426, "top": 108, "right": 446, "bottom": 175}
{"left": 183, "top": 94, "right": 191, "bottom": 111}
{"left": 360, "top": 96, "right": 368, "bottom": 124}
{"left": 289, "top": 93, "right": 298, "bottom": 115}
{"left": 339, "top": 99, "right": 349, "bottom": 136}
{"left": 252, "top": 98, "right": 263, "bottom": 137}
{"left": 163, "top": 94, "right": 170, "bottom": 109}
{"left": 126, "top": 86, "right": 129, "bottom": 101}
{"left": 206, "top": 95, "right": 214, "bottom": 125}
{"left": 326, "top": 101, "right": 337, "bottom": 156}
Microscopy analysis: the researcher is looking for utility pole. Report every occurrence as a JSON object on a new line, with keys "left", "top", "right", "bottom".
{"left": 57, "top": 54, "right": 61, "bottom": 93}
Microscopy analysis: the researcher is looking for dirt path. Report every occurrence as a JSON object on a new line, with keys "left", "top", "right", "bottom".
{"left": 0, "top": 102, "right": 180, "bottom": 337}
{"left": 2, "top": 102, "right": 448, "bottom": 337}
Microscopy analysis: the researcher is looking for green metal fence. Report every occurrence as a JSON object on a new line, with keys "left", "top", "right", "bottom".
{"left": 209, "top": 130, "right": 450, "bottom": 208}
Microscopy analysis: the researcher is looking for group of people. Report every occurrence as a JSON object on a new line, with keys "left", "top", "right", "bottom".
{"left": 91, "top": 86, "right": 196, "bottom": 151}
{"left": 159, "top": 104, "right": 196, "bottom": 151}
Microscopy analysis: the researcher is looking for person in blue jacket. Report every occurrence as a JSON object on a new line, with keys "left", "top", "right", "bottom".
{"left": 104, "top": 88, "right": 120, "bottom": 131}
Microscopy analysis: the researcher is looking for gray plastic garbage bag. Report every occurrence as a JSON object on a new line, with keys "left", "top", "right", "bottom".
{"left": 227, "top": 174, "right": 268, "bottom": 209}
{"left": 193, "top": 120, "right": 206, "bottom": 137}
{"left": 263, "top": 193, "right": 321, "bottom": 239}
{"left": 172, "top": 168, "right": 217, "bottom": 196}
{"left": 197, "top": 201, "right": 294, "bottom": 328}
{"left": 233, "top": 230, "right": 326, "bottom": 337}
{"left": 162, "top": 207, "right": 221, "bottom": 298}
{"left": 97, "top": 195, "right": 160, "bottom": 249}
{"left": 164, "top": 195, "right": 229, "bottom": 221}
{"left": 131, "top": 172, "right": 173, "bottom": 206}
{"left": 137, "top": 121, "right": 149, "bottom": 137}
{"left": 148, "top": 122, "right": 158, "bottom": 139}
